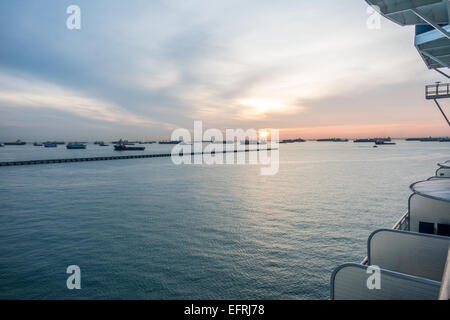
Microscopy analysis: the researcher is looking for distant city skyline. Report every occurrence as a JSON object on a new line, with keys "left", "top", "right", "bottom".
{"left": 0, "top": 0, "right": 449, "bottom": 141}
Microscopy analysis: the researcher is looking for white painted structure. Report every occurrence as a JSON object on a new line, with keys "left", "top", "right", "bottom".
{"left": 331, "top": 162, "right": 450, "bottom": 299}
{"left": 331, "top": 263, "right": 441, "bottom": 300}
{"left": 331, "top": 1, "right": 450, "bottom": 299}
{"left": 368, "top": 229, "right": 449, "bottom": 281}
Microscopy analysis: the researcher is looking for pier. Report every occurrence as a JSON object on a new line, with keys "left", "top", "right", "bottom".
{"left": 0, "top": 148, "right": 277, "bottom": 167}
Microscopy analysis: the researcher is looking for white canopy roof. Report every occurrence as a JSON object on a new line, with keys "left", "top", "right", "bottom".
{"left": 410, "top": 179, "right": 450, "bottom": 202}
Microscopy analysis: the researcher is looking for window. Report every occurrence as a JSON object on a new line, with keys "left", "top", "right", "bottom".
{"left": 419, "top": 221, "right": 435, "bottom": 234}
{"left": 437, "top": 224, "right": 450, "bottom": 237}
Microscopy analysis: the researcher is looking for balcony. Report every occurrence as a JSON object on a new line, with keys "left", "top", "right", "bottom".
{"left": 331, "top": 164, "right": 450, "bottom": 299}
{"left": 426, "top": 82, "right": 450, "bottom": 99}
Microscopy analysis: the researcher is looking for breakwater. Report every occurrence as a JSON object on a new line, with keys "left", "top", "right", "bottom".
{"left": 0, "top": 148, "right": 277, "bottom": 166}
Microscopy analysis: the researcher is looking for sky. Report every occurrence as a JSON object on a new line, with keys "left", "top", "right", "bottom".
{"left": 0, "top": 0, "right": 449, "bottom": 141}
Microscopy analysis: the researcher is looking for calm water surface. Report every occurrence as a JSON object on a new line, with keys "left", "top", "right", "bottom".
{"left": 0, "top": 141, "right": 448, "bottom": 299}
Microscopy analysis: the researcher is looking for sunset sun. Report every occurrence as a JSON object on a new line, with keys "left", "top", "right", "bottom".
{"left": 259, "top": 129, "right": 269, "bottom": 139}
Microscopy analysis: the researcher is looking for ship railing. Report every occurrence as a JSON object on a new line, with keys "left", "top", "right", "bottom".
{"left": 392, "top": 210, "right": 410, "bottom": 231}
{"left": 361, "top": 210, "right": 409, "bottom": 265}
{"left": 426, "top": 83, "right": 450, "bottom": 99}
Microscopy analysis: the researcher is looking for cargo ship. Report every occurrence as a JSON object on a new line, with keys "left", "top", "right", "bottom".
{"left": 66, "top": 142, "right": 86, "bottom": 149}
{"left": 114, "top": 139, "right": 145, "bottom": 151}
{"left": 4, "top": 140, "right": 26, "bottom": 145}
{"left": 316, "top": 138, "right": 349, "bottom": 142}
{"left": 44, "top": 142, "right": 57, "bottom": 148}
{"left": 374, "top": 140, "right": 396, "bottom": 145}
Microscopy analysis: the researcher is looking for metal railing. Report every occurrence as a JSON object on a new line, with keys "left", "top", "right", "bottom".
{"left": 425, "top": 83, "right": 450, "bottom": 126}
{"left": 426, "top": 82, "right": 450, "bottom": 99}
{"left": 392, "top": 210, "right": 410, "bottom": 231}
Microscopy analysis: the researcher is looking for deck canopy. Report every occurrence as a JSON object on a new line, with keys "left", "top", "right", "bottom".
{"left": 410, "top": 179, "right": 450, "bottom": 202}
{"left": 366, "top": 0, "right": 448, "bottom": 25}
{"left": 366, "top": 0, "right": 450, "bottom": 69}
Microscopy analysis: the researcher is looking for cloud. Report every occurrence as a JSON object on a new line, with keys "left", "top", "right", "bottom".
{"left": 0, "top": 72, "right": 176, "bottom": 128}
{"left": 0, "top": 0, "right": 447, "bottom": 139}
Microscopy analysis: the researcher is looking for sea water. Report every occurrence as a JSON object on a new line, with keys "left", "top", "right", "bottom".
{"left": 0, "top": 141, "right": 448, "bottom": 299}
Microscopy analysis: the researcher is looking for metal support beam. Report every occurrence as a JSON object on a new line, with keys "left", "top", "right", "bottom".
{"left": 434, "top": 68, "right": 450, "bottom": 79}
{"left": 380, "top": 0, "right": 443, "bottom": 16}
{"left": 421, "top": 50, "right": 450, "bottom": 68}
{"left": 433, "top": 99, "right": 450, "bottom": 126}
{"left": 411, "top": 8, "right": 450, "bottom": 39}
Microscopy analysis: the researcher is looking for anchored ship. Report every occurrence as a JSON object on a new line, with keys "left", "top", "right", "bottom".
{"left": 374, "top": 140, "right": 396, "bottom": 145}
{"left": 280, "top": 138, "right": 306, "bottom": 143}
{"left": 330, "top": 0, "right": 450, "bottom": 300}
{"left": 316, "top": 138, "right": 349, "bottom": 142}
{"left": 241, "top": 140, "right": 267, "bottom": 145}
{"left": 158, "top": 140, "right": 182, "bottom": 144}
{"left": 354, "top": 137, "right": 391, "bottom": 143}
{"left": 66, "top": 142, "right": 87, "bottom": 149}
{"left": 4, "top": 139, "right": 26, "bottom": 145}
{"left": 114, "top": 139, "right": 145, "bottom": 151}
{"left": 43, "top": 142, "right": 57, "bottom": 148}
